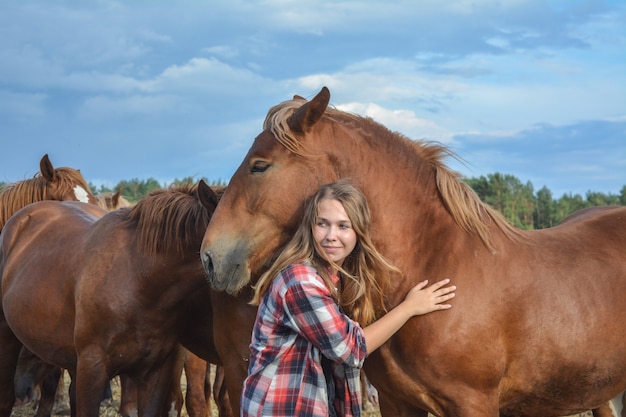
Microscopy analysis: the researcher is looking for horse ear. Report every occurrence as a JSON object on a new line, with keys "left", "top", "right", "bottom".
{"left": 197, "top": 180, "right": 219, "bottom": 213}
{"left": 287, "top": 86, "right": 330, "bottom": 135}
{"left": 112, "top": 189, "right": 121, "bottom": 206}
{"left": 40, "top": 154, "right": 57, "bottom": 182}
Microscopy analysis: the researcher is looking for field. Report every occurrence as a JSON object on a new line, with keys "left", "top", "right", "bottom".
{"left": 8, "top": 368, "right": 384, "bottom": 417}
{"left": 9, "top": 368, "right": 604, "bottom": 417}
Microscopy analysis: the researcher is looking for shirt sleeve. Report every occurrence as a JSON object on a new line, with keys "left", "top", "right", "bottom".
{"left": 281, "top": 268, "right": 367, "bottom": 368}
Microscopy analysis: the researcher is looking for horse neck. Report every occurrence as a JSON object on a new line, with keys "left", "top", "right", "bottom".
{"left": 0, "top": 181, "right": 47, "bottom": 230}
{"left": 330, "top": 120, "right": 454, "bottom": 223}
{"left": 325, "top": 119, "right": 497, "bottom": 259}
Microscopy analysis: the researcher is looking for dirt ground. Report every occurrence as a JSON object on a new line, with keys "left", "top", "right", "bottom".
{"left": 8, "top": 368, "right": 383, "bottom": 417}
{"left": 9, "top": 370, "right": 217, "bottom": 417}
{"left": 9, "top": 369, "right": 599, "bottom": 417}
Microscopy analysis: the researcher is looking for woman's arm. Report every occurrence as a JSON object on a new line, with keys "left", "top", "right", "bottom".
{"left": 363, "top": 279, "right": 455, "bottom": 353}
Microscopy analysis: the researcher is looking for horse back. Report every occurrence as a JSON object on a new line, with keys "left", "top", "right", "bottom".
{"left": 496, "top": 206, "right": 626, "bottom": 413}
{"left": 0, "top": 201, "right": 106, "bottom": 365}
{"left": 377, "top": 205, "right": 626, "bottom": 415}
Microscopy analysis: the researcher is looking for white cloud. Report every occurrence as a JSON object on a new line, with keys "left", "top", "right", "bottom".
{"left": 337, "top": 102, "right": 454, "bottom": 143}
{"left": 1, "top": 0, "right": 624, "bottom": 197}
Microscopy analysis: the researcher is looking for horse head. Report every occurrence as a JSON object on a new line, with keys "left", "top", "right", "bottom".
{"left": 201, "top": 87, "right": 337, "bottom": 294}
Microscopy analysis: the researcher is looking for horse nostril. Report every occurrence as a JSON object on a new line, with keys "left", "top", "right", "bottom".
{"left": 201, "top": 251, "right": 215, "bottom": 283}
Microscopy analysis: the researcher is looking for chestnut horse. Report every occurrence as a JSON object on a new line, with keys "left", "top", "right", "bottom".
{"left": 0, "top": 181, "right": 220, "bottom": 417}
{"left": 0, "top": 153, "right": 98, "bottom": 416}
{"left": 0, "top": 153, "right": 97, "bottom": 229}
{"left": 96, "top": 187, "right": 133, "bottom": 210}
{"left": 200, "top": 87, "right": 626, "bottom": 417}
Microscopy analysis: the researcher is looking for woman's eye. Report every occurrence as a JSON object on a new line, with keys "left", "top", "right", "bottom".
{"left": 251, "top": 161, "right": 271, "bottom": 173}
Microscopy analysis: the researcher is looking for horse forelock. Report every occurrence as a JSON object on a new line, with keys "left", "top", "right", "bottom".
{"left": 47, "top": 167, "right": 92, "bottom": 194}
{"left": 0, "top": 168, "right": 93, "bottom": 230}
{"left": 125, "top": 184, "right": 210, "bottom": 257}
{"left": 263, "top": 98, "right": 306, "bottom": 155}
{"left": 264, "top": 97, "right": 520, "bottom": 251}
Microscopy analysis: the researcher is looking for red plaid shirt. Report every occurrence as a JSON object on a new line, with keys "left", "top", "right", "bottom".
{"left": 242, "top": 262, "right": 368, "bottom": 416}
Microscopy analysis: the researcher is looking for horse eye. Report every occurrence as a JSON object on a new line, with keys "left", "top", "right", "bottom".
{"left": 251, "top": 161, "right": 271, "bottom": 174}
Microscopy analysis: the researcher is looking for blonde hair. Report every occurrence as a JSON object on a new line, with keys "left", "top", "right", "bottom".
{"left": 251, "top": 179, "right": 400, "bottom": 326}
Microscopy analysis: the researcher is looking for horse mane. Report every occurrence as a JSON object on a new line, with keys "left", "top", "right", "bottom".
{"left": 0, "top": 168, "right": 92, "bottom": 230}
{"left": 264, "top": 97, "right": 521, "bottom": 251}
{"left": 122, "top": 183, "right": 211, "bottom": 257}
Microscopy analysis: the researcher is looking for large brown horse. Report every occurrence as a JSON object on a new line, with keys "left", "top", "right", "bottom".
{"left": 0, "top": 181, "right": 220, "bottom": 417}
{"left": 199, "top": 87, "right": 626, "bottom": 417}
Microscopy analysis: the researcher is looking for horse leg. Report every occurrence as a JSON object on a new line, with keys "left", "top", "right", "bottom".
{"left": 593, "top": 403, "right": 617, "bottom": 417}
{"left": 163, "top": 348, "right": 185, "bottom": 417}
{"left": 33, "top": 366, "right": 63, "bottom": 417}
{"left": 0, "top": 318, "right": 22, "bottom": 417}
{"left": 182, "top": 351, "right": 210, "bottom": 417}
{"left": 592, "top": 392, "right": 626, "bottom": 417}
{"left": 13, "top": 348, "right": 63, "bottom": 417}
{"left": 135, "top": 348, "right": 184, "bottom": 417}
{"left": 119, "top": 375, "right": 138, "bottom": 417}
{"left": 377, "top": 393, "right": 428, "bottom": 417}
{"left": 360, "top": 371, "right": 379, "bottom": 412}
{"left": 212, "top": 365, "right": 233, "bottom": 417}
{"left": 74, "top": 351, "right": 111, "bottom": 417}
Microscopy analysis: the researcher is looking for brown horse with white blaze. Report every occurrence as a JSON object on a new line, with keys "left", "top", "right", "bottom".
{"left": 0, "top": 153, "right": 97, "bottom": 229}
{"left": 200, "top": 87, "right": 626, "bottom": 417}
{"left": 0, "top": 153, "right": 98, "bottom": 416}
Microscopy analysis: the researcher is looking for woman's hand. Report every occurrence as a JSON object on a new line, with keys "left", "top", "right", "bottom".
{"left": 363, "top": 278, "right": 456, "bottom": 353}
{"left": 402, "top": 278, "right": 456, "bottom": 316}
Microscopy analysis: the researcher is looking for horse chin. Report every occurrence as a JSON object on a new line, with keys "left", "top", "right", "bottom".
{"left": 209, "top": 276, "right": 249, "bottom": 295}
{"left": 224, "top": 277, "right": 249, "bottom": 295}
{"left": 205, "top": 261, "right": 251, "bottom": 295}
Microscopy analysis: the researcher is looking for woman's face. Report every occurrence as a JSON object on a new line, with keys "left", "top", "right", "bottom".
{"left": 313, "top": 198, "right": 358, "bottom": 266}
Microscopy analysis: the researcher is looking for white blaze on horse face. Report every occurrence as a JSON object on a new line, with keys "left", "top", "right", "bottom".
{"left": 73, "top": 185, "right": 90, "bottom": 203}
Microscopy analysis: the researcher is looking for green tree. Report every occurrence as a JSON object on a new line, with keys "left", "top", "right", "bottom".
{"left": 534, "top": 186, "right": 555, "bottom": 229}
{"left": 118, "top": 178, "right": 164, "bottom": 202}
{"left": 465, "top": 173, "right": 535, "bottom": 229}
{"left": 554, "top": 193, "right": 587, "bottom": 223}
{"left": 586, "top": 191, "right": 620, "bottom": 206}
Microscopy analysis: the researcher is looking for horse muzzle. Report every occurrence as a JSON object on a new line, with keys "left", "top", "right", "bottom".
{"left": 201, "top": 247, "right": 250, "bottom": 294}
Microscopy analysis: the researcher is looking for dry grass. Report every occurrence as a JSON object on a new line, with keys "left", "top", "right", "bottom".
{"left": 10, "top": 369, "right": 600, "bottom": 417}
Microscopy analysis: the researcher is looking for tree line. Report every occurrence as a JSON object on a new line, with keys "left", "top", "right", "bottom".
{"left": 1, "top": 173, "right": 624, "bottom": 230}
{"left": 464, "top": 173, "right": 625, "bottom": 229}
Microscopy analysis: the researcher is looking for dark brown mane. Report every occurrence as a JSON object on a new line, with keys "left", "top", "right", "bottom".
{"left": 0, "top": 168, "right": 92, "bottom": 231}
{"left": 264, "top": 97, "right": 521, "bottom": 251}
{"left": 122, "top": 183, "right": 210, "bottom": 257}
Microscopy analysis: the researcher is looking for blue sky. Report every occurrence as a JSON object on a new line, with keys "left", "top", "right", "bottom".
{"left": 1, "top": 0, "right": 624, "bottom": 198}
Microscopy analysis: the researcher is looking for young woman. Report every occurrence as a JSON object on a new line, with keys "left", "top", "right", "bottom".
{"left": 242, "top": 180, "right": 456, "bottom": 417}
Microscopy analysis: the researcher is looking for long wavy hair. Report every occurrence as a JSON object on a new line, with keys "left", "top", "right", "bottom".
{"left": 251, "top": 179, "right": 400, "bottom": 326}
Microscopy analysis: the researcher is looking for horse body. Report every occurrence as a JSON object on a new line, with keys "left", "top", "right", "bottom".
{"left": 200, "top": 87, "right": 626, "bottom": 417}
{"left": 0, "top": 153, "right": 99, "bottom": 416}
{"left": 0, "top": 182, "right": 220, "bottom": 417}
